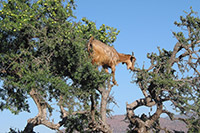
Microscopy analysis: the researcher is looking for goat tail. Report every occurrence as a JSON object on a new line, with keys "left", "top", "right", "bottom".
{"left": 87, "top": 36, "right": 94, "bottom": 52}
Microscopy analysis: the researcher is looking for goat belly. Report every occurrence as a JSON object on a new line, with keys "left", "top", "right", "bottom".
{"left": 92, "top": 54, "right": 111, "bottom": 66}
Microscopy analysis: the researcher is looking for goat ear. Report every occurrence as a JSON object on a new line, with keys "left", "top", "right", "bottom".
{"left": 87, "top": 36, "right": 94, "bottom": 49}
{"left": 90, "top": 43, "right": 93, "bottom": 48}
{"left": 131, "top": 52, "right": 136, "bottom": 62}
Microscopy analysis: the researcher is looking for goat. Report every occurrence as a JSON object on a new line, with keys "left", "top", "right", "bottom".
{"left": 87, "top": 36, "right": 136, "bottom": 85}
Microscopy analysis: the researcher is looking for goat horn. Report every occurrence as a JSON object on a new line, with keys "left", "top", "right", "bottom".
{"left": 132, "top": 52, "right": 134, "bottom": 56}
{"left": 90, "top": 36, "right": 94, "bottom": 41}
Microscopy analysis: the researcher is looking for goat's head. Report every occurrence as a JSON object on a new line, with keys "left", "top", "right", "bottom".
{"left": 126, "top": 52, "right": 136, "bottom": 71}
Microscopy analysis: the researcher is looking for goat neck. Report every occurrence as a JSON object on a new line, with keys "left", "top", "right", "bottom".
{"left": 117, "top": 53, "right": 132, "bottom": 64}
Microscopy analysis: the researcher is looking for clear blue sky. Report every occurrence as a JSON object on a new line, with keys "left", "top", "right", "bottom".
{"left": 0, "top": 0, "right": 200, "bottom": 132}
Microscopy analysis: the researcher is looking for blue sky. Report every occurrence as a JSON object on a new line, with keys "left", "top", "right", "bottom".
{"left": 0, "top": 0, "right": 200, "bottom": 132}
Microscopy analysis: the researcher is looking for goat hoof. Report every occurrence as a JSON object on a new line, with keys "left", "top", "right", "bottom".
{"left": 113, "top": 81, "right": 118, "bottom": 86}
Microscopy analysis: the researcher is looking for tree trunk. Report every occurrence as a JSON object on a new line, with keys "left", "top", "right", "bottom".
{"left": 93, "top": 82, "right": 113, "bottom": 133}
{"left": 100, "top": 92, "right": 108, "bottom": 123}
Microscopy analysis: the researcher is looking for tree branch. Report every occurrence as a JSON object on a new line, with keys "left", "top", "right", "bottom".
{"left": 24, "top": 90, "right": 89, "bottom": 132}
{"left": 145, "top": 103, "right": 163, "bottom": 127}
{"left": 126, "top": 97, "right": 156, "bottom": 111}
{"left": 24, "top": 89, "right": 60, "bottom": 132}
{"left": 162, "top": 110, "right": 188, "bottom": 125}
{"left": 168, "top": 42, "right": 182, "bottom": 67}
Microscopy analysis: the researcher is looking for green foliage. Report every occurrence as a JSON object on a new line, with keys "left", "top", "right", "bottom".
{"left": 188, "top": 115, "right": 200, "bottom": 133}
{"left": 174, "top": 8, "right": 200, "bottom": 45}
{"left": 0, "top": 0, "right": 119, "bottom": 118}
{"left": 81, "top": 17, "right": 120, "bottom": 44}
{"left": 135, "top": 47, "right": 178, "bottom": 97}
{"left": 173, "top": 10, "right": 200, "bottom": 132}
{"left": 63, "top": 114, "right": 90, "bottom": 133}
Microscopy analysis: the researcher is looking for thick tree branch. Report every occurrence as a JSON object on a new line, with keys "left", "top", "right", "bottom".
{"left": 24, "top": 91, "right": 89, "bottom": 132}
{"left": 145, "top": 103, "right": 163, "bottom": 127}
{"left": 126, "top": 97, "right": 156, "bottom": 110}
{"left": 168, "top": 42, "right": 182, "bottom": 67}
{"left": 89, "top": 80, "right": 113, "bottom": 133}
{"left": 138, "top": 82, "right": 149, "bottom": 98}
{"left": 24, "top": 89, "right": 60, "bottom": 132}
{"left": 89, "top": 94, "right": 96, "bottom": 126}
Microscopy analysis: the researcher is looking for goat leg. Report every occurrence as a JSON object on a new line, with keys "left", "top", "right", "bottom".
{"left": 111, "top": 67, "right": 118, "bottom": 86}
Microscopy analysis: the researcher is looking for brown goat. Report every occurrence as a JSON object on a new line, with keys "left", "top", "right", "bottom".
{"left": 87, "top": 37, "right": 136, "bottom": 85}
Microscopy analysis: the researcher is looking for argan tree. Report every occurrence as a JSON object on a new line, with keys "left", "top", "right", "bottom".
{"left": 0, "top": 0, "right": 119, "bottom": 132}
{"left": 126, "top": 9, "right": 200, "bottom": 132}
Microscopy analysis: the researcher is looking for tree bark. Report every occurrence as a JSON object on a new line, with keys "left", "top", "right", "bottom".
{"left": 91, "top": 81, "right": 113, "bottom": 133}
{"left": 100, "top": 91, "right": 108, "bottom": 123}
{"left": 23, "top": 89, "right": 60, "bottom": 132}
